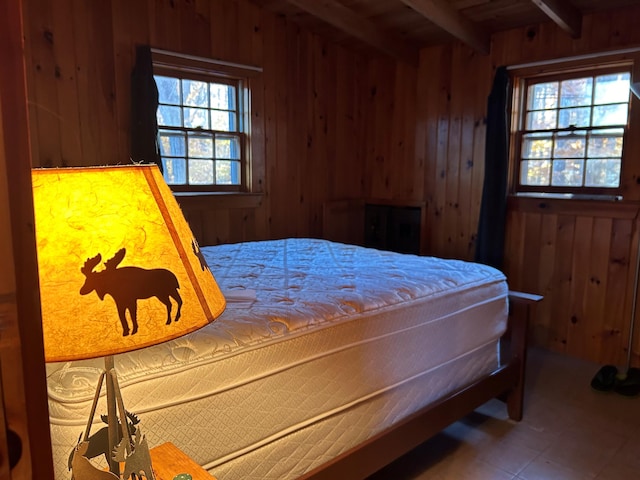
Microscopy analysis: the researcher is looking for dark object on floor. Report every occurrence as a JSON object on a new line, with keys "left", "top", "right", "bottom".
{"left": 7, "top": 428, "right": 21, "bottom": 469}
{"left": 614, "top": 367, "right": 640, "bottom": 397}
{"left": 590, "top": 365, "right": 618, "bottom": 391}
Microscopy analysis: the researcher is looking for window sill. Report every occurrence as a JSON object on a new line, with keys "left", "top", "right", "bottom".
{"left": 514, "top": 192, "right": 623, "bottom": 202}
{"left": 173, "top": 191, "right": 263, "bottom": 209}
{"left": 509, "top": 194, "right": 639, "bottom": 219}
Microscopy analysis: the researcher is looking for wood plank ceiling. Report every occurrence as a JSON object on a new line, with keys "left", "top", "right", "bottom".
{"left": 249, "top": 0, "right": 640, "bottom": 64}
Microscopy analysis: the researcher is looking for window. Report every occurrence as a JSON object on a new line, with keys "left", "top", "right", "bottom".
{"left": 514, "top": 67, "right": 631, "bottom": 195}
{"left": 152, "top": 50, "right": 261, "bottom": 192}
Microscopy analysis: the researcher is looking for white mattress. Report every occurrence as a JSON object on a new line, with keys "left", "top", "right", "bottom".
{"left": 47, "top": 238, "right": 508, "bottom": 479}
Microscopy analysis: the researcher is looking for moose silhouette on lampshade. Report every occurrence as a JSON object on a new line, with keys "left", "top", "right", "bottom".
{"left": 80, "top": 247, "right": 183, "bottom": 336}
{"left": 32, "top": 164, "right": 226, "bottom": 479}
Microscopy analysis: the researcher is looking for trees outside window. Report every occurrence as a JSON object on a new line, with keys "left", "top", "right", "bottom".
{"left": 515, "top": 68, "right": 630, "bottom": 195}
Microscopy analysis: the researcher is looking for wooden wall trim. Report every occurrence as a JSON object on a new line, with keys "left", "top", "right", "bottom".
{"left": 508, "top": 196, "right": 640, "bottom": 219}
{"left": 0, "top": 0, "right": 54, "bottom": 476}
{"left": 175, "top": 192, "right": 263, "bottom": 210}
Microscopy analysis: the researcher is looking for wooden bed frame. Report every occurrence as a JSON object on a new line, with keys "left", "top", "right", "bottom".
{"left": 300, "top": 291, "right": 542, "bottom": 480}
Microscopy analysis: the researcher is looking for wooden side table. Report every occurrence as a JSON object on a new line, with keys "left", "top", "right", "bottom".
{"left": 149, "top": 442, "right": 217, "bottom": 480}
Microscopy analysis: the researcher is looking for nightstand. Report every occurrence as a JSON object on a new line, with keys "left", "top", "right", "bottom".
{"left": 149, "top": 442, "right": 217, "bottom": 480}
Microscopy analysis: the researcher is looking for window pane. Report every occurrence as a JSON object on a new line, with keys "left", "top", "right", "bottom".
{"left": 528, "top": 82, "right": 558, "bottom": 110}
{"left": 215, "top": 135, "right": 241, "bottom": 159}
{"left": 216, "top": 160, "right": 241, "bottom": 185}
{"left": 588, "top": 134, "right": 623, "bottom": 158}
{"left": 184, "top": 107, "right": 210, "bottom": 129}
{"left": 159, "top": 130, "right": 186, "bottom": 156}
{"left": 554, "top": 133, "right": 586, "bottom": 158}
{"left": 519, "top": 70, "right": 629, "bottom": 194}
{"left": 188, "top": 134, "right": 213, "bottom": 158}
{"left": 522, "top": 135, "right": 552, "bottom": 159}
{"left": 558, "top": 107, "right": 591, "bottom": 128}
{"left": 552, "top": 159, "right": 584, "bottom": 186}
{"left": 162, "top": 158, "right": 186, "bottom": 185}
{"left": 592, "top": 104, "right": 628, "bottom": 126}
{"left": 157, "top": 105, "right": 182, "bottom": 127}
{"left": 188, "top": 159, "right": 214, "bottom": 185}
{"left": 526, "top": 110, "right": 557, "bottom": 130}
{"left": 585, "top": 159, "right": 621, "bottom": 187}
{"left": 594, "top": 73, "right": 630, "bottom": 104}
{"left": 521, "top": 160, "right": 551, "bottom": 186}
{"left": 156, "top": 76, "right": 180, "bottom": 104}
{"left": 210, "top": 84, "right": 236, "bottom": 110}
{"left": 211, "top": 111, "right": 236, "bottom": 131}
{"left": 154, "top": 67, "right": 246, "bottom": 190}
{"left": 560, "top": 77, "right": 593, "bottom": 107}
{"left": 182, "top": 79, "right": 208, "bottom": 107}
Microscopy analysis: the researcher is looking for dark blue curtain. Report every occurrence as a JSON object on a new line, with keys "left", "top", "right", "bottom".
{"left": 474, "top": 66, "right": 510, "bottom": 270}
{"left": 130, "top": 45, "right": 162, "bottom": 171}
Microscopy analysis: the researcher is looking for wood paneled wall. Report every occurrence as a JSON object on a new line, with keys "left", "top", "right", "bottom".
{"left": 504, "top": 199, "right": 640, "bottom": 366}
{"left": 23, "top": 0, "right": 368, "bottom": 244}
{"left": 20, "top": 0, "right": 640, "bottom": 366}
{"left": 491, "top": 8, "right": 640, "bottom": 367}
{"left": 365, "top": 5, "right": 640, "bottom": 366}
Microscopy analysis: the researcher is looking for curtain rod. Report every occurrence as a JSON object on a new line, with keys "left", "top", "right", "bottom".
{"left": 506, "top": 46, "right": 640, "bottom": 70}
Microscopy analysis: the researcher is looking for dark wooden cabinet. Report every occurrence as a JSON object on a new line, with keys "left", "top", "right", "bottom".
{"left": 364, "top": 204, "right": 421, "bottom": 254}
{"left": 322, "top": 199, "right": 425, "bottom": 255}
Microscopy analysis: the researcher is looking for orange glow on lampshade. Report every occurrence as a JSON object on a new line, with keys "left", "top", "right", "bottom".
{"left": 32, "top": 165, "right": 226, "bottom": 362}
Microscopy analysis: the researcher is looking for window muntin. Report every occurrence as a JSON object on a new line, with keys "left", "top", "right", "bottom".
{"left": 155, "top": 73, "right": 245, "bottom": 191}
{"left": 517, "top": 69, "right": 631, "bottom": 193}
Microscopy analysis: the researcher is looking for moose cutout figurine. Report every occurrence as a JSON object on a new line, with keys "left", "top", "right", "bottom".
{"left": 68, "top": 411, "right": 140, "bottom": 471}
{"left": 69, "top": 441, "right": 119, "bottom": 480}
{"left": 80, "top": 248, "right": 182, "bottom": 336}
{"left": 112, "top": 426, "right": 156, "bottom": 480}
{"left": 69, "top": 412, "right": 156, "bottom": 480}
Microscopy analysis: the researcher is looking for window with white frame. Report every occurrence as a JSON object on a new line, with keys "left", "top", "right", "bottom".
{"left": 152, "top": 50, "right": 260, "bottom": 192}
{"left": 514, "top": 66, "right": 631, "bottom": 195}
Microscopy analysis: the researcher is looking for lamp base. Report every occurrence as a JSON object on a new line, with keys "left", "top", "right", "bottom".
{"left": 69, "top": 355, "right": 156, "bottom": 480}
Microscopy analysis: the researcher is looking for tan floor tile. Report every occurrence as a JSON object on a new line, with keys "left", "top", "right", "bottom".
{"left": 593, "top": 461, "right": 640, "bottom": 480}
{"left": 539, "top": 425, "right": 625, "bottom": 477}
{"left": 602, "top": 435, "right": 640, "bottom": 473}
{"left": 418, "top": 457, "right": 515, "bottom": 480}
{"left": 366, "top": 348, "right": 640, "bottom": 480}
{"left": 518, "top": 456, "right": 596, "bottom": 480}
{"left": 478, "top": 438, "right": 540, "bottom": 475}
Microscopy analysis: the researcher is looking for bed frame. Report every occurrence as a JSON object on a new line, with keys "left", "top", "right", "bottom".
{"left": 300, "top": 291, "right": 542, "bottom": 480}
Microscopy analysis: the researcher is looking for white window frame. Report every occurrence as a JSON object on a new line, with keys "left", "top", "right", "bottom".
{"left": 151, "top": 49, "right": 262, "bottom": 193}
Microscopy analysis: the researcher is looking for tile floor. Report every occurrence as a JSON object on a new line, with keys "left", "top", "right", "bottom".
{"left": 367, "top": 348, "right": 640, "bottom": 479}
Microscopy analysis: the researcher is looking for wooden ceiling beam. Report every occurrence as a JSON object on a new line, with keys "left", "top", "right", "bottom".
{"left": 285, "top": 0, "right": 419, "bottom": 66}
{"left": 399, "top": 0, "right": 490, "bottom": 54}
{"left": 531, "top": 0, "right": 582, "bottom": 38}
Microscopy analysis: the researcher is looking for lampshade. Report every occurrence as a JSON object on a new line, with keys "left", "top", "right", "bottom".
{"left": 32, "top": 164, "right": 226, "bottom": 362}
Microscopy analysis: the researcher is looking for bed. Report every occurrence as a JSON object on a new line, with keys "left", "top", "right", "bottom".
{"left": 46, "top": 238, "right": 538, "bottom": 479}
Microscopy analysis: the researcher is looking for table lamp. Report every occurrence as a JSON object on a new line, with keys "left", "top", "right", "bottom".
{"left": 32, "top": 165, "right": 226, "bottom": 479}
